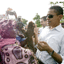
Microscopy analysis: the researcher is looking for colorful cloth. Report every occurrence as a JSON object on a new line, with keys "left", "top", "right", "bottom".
{"left": 0, "top": 19, "right": 17, "bottom": 47}
{"left": 1, "top": 44, "right": 37, "bottom": 64}
{"left": 0, "top": 19, "right": 16, "bottom": 38}
{"left": 0, "top": 19, "right": 37, "bottom": 64}
{"left": 0, "top": 19, "right": 17, "bottom": 64}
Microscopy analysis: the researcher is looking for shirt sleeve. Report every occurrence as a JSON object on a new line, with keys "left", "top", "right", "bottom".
{"left": 59, "top": 35, "right": 64, "bottom": 62}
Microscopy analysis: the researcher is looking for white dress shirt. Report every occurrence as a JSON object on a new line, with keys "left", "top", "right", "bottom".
{"left": 38, "top": 27, "right": 44, "bottom": 36}
{"left": 36, "top": 24, "right": 64, "bottom": 64}
{"left": 61, "top": 60, "right": 64, "bottom": 64}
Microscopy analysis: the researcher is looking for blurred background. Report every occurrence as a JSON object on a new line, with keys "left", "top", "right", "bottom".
{"left": 0, "top": 0, "right": 64, "bottom": 27}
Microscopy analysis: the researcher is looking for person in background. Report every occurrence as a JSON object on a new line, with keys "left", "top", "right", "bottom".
{"left": 38, "top": 16, "right": 47, "bottom": 36}
{"left": 61, "top": 22, "right": 64, "bottom": 28}
{"left": 6, "top": 7, "right": 17, "bottom": 19}
{"left": 34, "top": 5, "right": 64, "bottom": 64}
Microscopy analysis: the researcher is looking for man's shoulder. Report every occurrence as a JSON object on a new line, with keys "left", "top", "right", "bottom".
{"left": 61, "top": 27, "right": 64, "bottom": 32}
{"left": 60, "top": 27, "right": 64, "bottom": 36}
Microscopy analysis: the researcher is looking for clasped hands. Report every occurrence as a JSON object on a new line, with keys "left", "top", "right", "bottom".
{"left": 34, "top": 25, "right": 50, "bottom": 51}
{"left": 36, "top": 41, "right": 50, "bottom": 52}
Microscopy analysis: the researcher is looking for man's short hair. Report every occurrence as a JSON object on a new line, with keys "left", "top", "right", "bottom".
{"left": 49, "top": 6, "right": 63, "bottom": 15}
{"left": 40, "top": 16, "right": 47, "bottom": 21}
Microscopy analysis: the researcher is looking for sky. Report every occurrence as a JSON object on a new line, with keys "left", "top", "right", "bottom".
{"left": 0, "top": 0, "right": 64, "bottom": 23}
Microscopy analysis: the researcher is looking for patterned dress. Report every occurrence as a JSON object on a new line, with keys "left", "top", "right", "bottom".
{"left": 0, "top": 19, "right": 38, "bottom": 64}
{"left": 1, "top": 44, "right": 37, "bottom": 64}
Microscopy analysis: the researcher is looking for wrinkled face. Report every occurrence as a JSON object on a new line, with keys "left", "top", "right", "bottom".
{"left": 40, "top": 19, "right": 47, "bottom": 27}
{"left": 46, "top": 9, "right": 61, "bottom": 27}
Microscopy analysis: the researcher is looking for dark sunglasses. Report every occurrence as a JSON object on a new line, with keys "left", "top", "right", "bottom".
{"left": 47, "top": 15, "right": 54, "bottom": 18}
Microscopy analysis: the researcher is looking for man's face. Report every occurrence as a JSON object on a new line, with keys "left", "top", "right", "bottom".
{"left": 46, "top": 9, "right": 60, "bottom": 27}
{"left": 40, "top": 19, "right": 47, "bottom": 27}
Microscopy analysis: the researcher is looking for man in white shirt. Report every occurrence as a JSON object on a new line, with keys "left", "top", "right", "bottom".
{"left": 34, "top": 6, "right": 64, "bottom": 64}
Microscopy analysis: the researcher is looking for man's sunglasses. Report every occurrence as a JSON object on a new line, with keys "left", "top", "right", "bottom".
{"left": 46, "top": 15, "right": 54, "bottom": 18}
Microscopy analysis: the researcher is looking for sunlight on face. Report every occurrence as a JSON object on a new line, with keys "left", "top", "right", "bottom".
{"left": 47, "top": 9, "right": 60, "bottom": 28}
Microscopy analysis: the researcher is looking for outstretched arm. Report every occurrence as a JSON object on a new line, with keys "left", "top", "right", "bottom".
{"left": 6, "top": 8, "right": 17, "bottom": 20}
{"left": 37, "top": 41, "right": 62, "bottom": 63}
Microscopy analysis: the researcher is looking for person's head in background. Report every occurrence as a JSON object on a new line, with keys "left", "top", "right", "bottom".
{"left": 46, "top": 6, "right": 63, "bottom": 29}
{"left": 17, "top": 16, "right": 22, "bottom": 22}
{"left": 40, "top": 16, "right": 47, "bottom": 28}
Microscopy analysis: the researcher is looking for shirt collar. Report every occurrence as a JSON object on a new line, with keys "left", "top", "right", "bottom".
{"left": 53, "top": 24, "right": 62, "bottom": 32}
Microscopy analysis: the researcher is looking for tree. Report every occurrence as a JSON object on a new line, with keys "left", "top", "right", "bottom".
{"left": 50, "top": 1, "right": 58, "bottom": 6}
{"left": 22, "top": 18, "right": 28, "bottom": 25}
{"left": 54, "top": 1, "right": 58, "bottom": 5}
{"left": 50, "top": 2, "right": 54, "bottom": 6}
{"left": 33, "top": 13, "right": 41, "bottom": 27}
{"left": 59, "top": 1, "right": 64, "bottom": 6}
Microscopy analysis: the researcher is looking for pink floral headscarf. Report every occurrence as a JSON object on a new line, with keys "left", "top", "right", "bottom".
{"left": 0, "top": 19, "right": 16, "bottom": 49}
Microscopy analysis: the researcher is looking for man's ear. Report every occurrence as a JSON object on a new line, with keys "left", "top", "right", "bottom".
{"left": 59, "top": 15, "right": 63, "bottom": 20}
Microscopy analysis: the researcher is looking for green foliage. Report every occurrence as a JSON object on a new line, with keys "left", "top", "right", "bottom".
{"left": 22, "top": 18, "right": 28, "bottom": 25}
{"left": 59, "top": 1, "right": 64, "bottom": 6}
{"left": 33, "top": 13, "right": 41, "bottom": 27}
{"left": 60, "top": 21, "right": 64, "bottom": 23}
{"left": 50, "top": 1, "right": 58, "bottom": 6}
{"left": 62, "top": 15, "right": 64, "bottom": 19}
{"left": 50, "top": 1, "right": 64, "bottom": 6}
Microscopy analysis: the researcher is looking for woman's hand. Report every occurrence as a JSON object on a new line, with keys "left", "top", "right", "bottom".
{"left": 34, "top": 24, "right": 39, "bottom": 35}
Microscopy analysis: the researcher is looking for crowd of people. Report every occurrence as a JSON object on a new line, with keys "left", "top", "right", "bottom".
{"left": 0, "top": 5, "right": 64, "bottom": 64}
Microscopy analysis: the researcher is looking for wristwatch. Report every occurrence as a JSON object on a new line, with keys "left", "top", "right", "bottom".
{"left": 49, "top": 50, "right": 54, "bottom": 56}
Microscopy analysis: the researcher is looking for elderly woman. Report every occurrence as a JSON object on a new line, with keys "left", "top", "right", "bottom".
{"left": 0, "top": 8, "right": 38, "bottom": 64}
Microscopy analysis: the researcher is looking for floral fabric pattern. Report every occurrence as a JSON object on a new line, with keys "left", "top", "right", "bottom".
{"left": 1, "top": 44, "right": 37, "bottom": 64}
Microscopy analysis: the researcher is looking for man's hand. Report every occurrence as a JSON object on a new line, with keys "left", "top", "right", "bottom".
{"left": 37, "top": 41, "right": 50, "bottom": 51}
